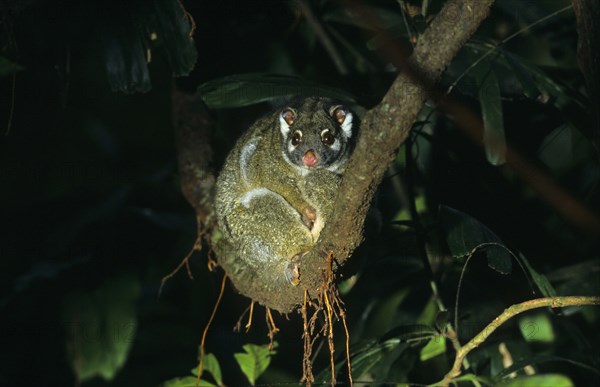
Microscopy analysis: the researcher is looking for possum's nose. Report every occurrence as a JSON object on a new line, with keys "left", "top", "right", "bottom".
{"left": 303, "top": 150, "right": 318, "bottom": 167}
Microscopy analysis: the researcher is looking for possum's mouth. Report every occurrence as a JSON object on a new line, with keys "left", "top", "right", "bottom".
{"left": 303, "top": 150, "right": 318, "bottom": 167}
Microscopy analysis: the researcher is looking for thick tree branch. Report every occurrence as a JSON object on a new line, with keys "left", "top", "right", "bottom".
{"left": 172, "top": 0, "right": 496, "bottom": 312}
{"left": 295, "top": 0, "right": 496, "bottom": 310}
{"left": 172, "top": 89, "right": 215, "bottom": 224}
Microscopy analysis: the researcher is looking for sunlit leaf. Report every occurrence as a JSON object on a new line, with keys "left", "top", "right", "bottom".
{"left": 495, "top": 354, "right": 600, "bottom": 381}
{"left": 499, "top": 374, "right": 574, "bottom": 386}
{"left": 234, "top": 343, "right": 277, "bottom": 385}
{"left": 191, "top": 353, "right": 222, "bottom": 386}
{"left": 451, "top": 373, "right": 494, "bottom": 386}
{"left": 419, "top": 336, "right": 446, "bottom": 361}
{"left": 416, "top": 295, "right": 438, "bottom": 326}
{"left": 518, "top": 313, "right": 555, "bottom": 343}
{"left": 163, "top": 376, "right": 216, "bottom": 387}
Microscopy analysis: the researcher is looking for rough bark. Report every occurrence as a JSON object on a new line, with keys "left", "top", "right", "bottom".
{"left": 174, "top": 0, "right": 496, "bottom": 313}
{"left": 572, "top": 0, "right": 600, "bottom": 156}
{"left": 172, "top": 89, "right": 215, "bottom": 225}
{"left": 292, "top": 0, "right": 497, "bottom": 313}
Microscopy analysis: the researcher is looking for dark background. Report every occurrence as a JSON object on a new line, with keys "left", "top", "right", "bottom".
{"left": 1, "top": 0, "right": 598, "bottom": 386}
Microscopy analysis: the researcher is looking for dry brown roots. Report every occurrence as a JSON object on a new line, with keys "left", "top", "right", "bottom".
{"left": 301, "top": 252, "right": 352, "bottom": 387}
{"left": 163, "top": 227, "right": 352, "bottom": 387}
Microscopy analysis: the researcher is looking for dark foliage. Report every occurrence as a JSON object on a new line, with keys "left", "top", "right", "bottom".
{"left": 0, "top": 0, "right": 598, "bottom": 386}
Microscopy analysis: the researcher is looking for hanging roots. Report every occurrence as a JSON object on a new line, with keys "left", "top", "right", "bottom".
{"left": 234, "top": 302, "right": 279, "bottom": 352}
{"left": 160, "top": 217, "right": 217, "bottom": 295}
{"left": 234, "top": 301, "right": 255, "bottom": 333}
{"left": 301, "top": 252, "right": 352, "bottom": 387}
{"left": 196, "top": 272, "right": 227, "bottom": 387}
{"left": 266, "top": 307, "right": 280, "bottom": 351}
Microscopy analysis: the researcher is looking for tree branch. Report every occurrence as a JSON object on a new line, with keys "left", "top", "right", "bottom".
{"left": 172, "top": 89, "right": 215, "bottom": 224}
{"left": 297, "top": 0, "right": 349, "bottom": 75}
{"left": 173, "top": 0, "right": 496, "bottom": 312}
{"left": 294, "top": 0, "right": 496, "bottom": 311}
{"left": 439, "top": 296, "right": 600, "bottom": 385}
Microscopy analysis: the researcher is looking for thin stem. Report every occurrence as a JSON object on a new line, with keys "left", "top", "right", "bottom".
{"left": 196, "top": 273, "right": 228, "bottom": 386}
{"left": 297, "top": 0, "right": 349, "bottom": 75}
{"left": 245, "top": 301, "right": 254, "bottom": 332}
{"left": 447, "top": 5, "right": 572, "bottom": 94}
{"left": 438, "top": 296, "right": 600, "bottom": 386}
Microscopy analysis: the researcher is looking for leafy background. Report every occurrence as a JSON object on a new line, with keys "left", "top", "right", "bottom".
{"left": 1, "top": 0, "right": 599, "bottom": 386}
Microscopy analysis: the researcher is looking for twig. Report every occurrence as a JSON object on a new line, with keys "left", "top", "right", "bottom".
{"left": 447, "top": 5, "right": 573, "bottom": 94}
{"left": 297, "top": 0, "right": 349, "bottom": 75}
{"left": 323, "top": 291, "right": 336, "bottom": 386}
{"left": 159, "top": 225, "right": 202, "bottom": 296}
{"left": 302, "top": 290, "right": 315, "bottom": 385}
{"left": 438, "top": 296, "right": 600, "bottom": 386}
{"left": 196, "top": 273, "right": 228, "bottom": 387}
{"left": 245, "top": 301, "right": 255, "bottom": 332}
{"left": 339, "top": 305, "right": 353, "bottom": 387}
{"left": 265, "top": 307, "right": 280, "bottom": 351}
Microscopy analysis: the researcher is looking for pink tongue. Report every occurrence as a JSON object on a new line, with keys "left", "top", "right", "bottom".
{"left": 303, "top": 150, "right": 317, "bottom": 167}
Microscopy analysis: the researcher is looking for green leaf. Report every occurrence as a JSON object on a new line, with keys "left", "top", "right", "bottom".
{"left": 499, "top": 374, "right": 574, "bottom": 387}
{"left": 163, "top": 376, "right": 216, "bottom": 387}
{"left": 416, "top": 295, "right": 439, "bottom": 326}
{"left": 202, "top": 353, "right": 222, "bottom": 386}
{"left": 517, "top": 253, "right": 557, "bottom": 298}
{"left": 191, "top": 353, "right": 222, "bottom": 386}
{"left": 504, "top": 53, "right": 541, "bottom": 99}
{"left": 451, "top": 373, "right": 494, "bottom": 386}
{"left": 234, "top": 343, "right": 277, "bottom": 385}
{"left": 439, "top": 206, "right": 513, "bottom": 274}
{"left": 344, "top": 340, "right": 409, "bottom": 381}
{"left": 518, "top": 313, "right": 555, "bottom": 343}
{"left": 419, "top": 336, "right": 446, "bottom": 361}
{"left": 379, "top": 324, "right": 438, "bottom": 343}
{"left": 366, "top": 287, "right": 411, "bottom": 336}
{"left": 475, "top": 65, "right": 506, "bottom": 166}
{"left": 197, "top": 73, "right": 356, "bottom": 109}
{"left": 538, "top": 124, "right": 591, "bottom": 175}
{"left": 495, "top": 354, "right": 600, "bottom": 381}
{"left": 61, "top": 277, "right": 140, "bottom": 382}
{"left": 327, "top": 324, "right": 435, "bottom": 382}
{"left": 0, "top": 56, "right": 24, "bottom": 77}
{"left": 152, "top": 0, "right": 197, "bottom": 77}
{"left": 323, "top": 5, "right": 403, "bottom": 30}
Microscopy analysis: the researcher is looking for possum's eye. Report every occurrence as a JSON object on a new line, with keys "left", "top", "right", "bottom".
{"left": 321, "top": 129, "right": 335, "bottom": 146}
{"left": 291, "top": 130, "right": 302, "bottom": 146}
